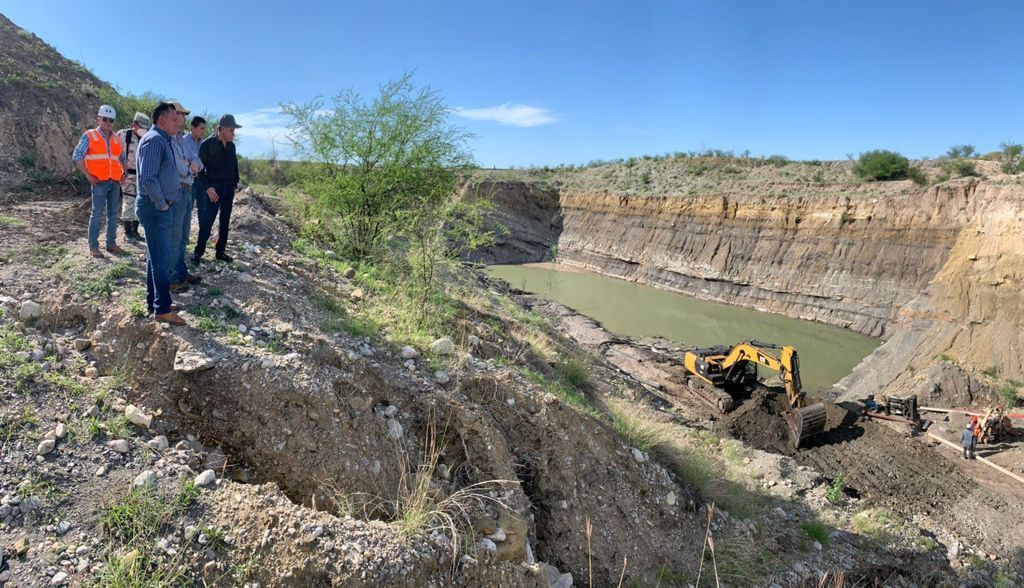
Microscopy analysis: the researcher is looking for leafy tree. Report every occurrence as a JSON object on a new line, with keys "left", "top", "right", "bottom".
{"left": 945, "top": 145, "right": 977, "bottom": 159}
{"left": 998, "top": 141, "right": 1024, "bottom": 174}
{"left": 284, "top": 74, "right": 495, "bottom": 321}
{"left": 853, "top": 150, "right": 910, "bottom": 181}
{"left": 940, "top": 158, "right": 980, "bottom": 178}
{"left": 96, "top": 88, "right": 161, "bottom": 130}
{"left": 283, "top": 73, "right": 474, "bottom": 262}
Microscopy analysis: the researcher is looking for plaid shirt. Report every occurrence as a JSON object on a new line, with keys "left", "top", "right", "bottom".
{"left": 136, "top": 127, "right": 181, "bottom": 210}
{"left": 72, "top": 127, "right": 128, "bottom": 166}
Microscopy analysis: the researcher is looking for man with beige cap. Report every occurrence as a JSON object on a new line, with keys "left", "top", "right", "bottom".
{"left": 117, "top": 112, "right": 152, "bottom": 242}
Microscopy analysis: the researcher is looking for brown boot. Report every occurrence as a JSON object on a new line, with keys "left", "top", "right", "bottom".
{"left": 155, "top": 312, "right": 186, "bottom": 326}
{"left": 170, "top": 282, "right": 190, "bottom": 293}
{"left": 106, "top": 244, "right": 127, "bottom": 254}
{"left": 89, "top": 248, "right": 104, "bottom": 258}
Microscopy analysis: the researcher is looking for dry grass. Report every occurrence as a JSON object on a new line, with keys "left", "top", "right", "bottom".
{"left": 606, "top": 399, "right": 768, "bottom": 518}
{"left": 851, "top": 508, "right": 893, "bottom": 541}
{"left": 319, "top": 415, "right": 517, "bottom": 566}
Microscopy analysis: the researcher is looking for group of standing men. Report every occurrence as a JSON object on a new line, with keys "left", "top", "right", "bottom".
{"left": 73, "top": 102, "right": 241, "bottom": 326}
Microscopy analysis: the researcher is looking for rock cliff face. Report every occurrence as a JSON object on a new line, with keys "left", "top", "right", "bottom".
{"left": 467, "top": 171, "right": 1024, "bottom": 389}
{"left": 467, "top": 179, "right": 974, "bottom": 339}
{"left": 835, "top": 180, "right": 1024, "bottom": 400}
{"left": 460, "top": 180, "right": 562, "bottom": 265}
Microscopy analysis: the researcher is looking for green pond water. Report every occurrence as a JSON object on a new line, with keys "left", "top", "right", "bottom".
{"left": 486, "top": 264, "right": 880, "bottom": 392}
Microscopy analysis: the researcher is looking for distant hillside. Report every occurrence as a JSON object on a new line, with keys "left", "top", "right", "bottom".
{"left": 0, "top": 13, "right": 121, "bottom": 187}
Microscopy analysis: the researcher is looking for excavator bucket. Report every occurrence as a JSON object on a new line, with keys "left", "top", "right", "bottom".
{"left": 784, "top": 403, "right": 827, "bottom": 449}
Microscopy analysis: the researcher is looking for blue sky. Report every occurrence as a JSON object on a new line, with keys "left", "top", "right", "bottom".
{"left": 3, "top": 1, "right": 1022, "bottom": 166}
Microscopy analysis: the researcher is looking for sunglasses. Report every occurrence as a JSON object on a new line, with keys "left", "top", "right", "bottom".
{"left": 101, "top": 117, "right": 114, "bottom": 123}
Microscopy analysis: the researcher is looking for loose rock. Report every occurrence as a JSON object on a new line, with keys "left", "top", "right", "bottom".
{"left": 37, "top": 439, "right": 56, "bottom": 455}
{"left": 125, "top": 404, "right": 152, "bottom": 428}
{"left": 108, "top": 439, "right": 131, "bottom": 453}
{"left": 174, "top": 349, "right": 217, "bottom": 373}
{"left": 133, "top": 470, "right": 157, "bottom": 489}
{"left": 386, "top": 419, "right": 403, "bottom": 439}
{"left": 19, "top": 300, "right": 42, "bottom": 321}
{"left": 429, "top": 337, "right": 455, "bottom": 355}
{"left": 195, "top": 470, "right": 217, "bottom": 487}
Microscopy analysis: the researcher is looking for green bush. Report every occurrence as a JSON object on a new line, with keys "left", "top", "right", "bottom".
{"left": 95, "top": 88, "right": 161, "bottom": 130}
{"left": 997, "top": 382, "right": 1020, "bottom": 407}
{"left": 800, "top": 520, "right": 831, "bottom": 547}
{"left": 853, "top": 150, "right": 910, "bottom": 181}
{"left": 998, "top": 142, "right": 1023, "bottom": 174}
{"left": 940, "top": 158, "right": 980, "bottom": 178}
{"left": 946, "top": 145, "right": 977, "bottom": 159}
{"left": 906, "top": 166, "right": 928, "bottom": 186}
{"left": 553, "top": 356, "right": 590, "bottom": 390}
{"left": 826, "top": 475, "right": 844, "bottom": 504}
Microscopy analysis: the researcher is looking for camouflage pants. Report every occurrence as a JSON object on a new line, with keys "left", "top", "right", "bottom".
{"left": 120, "top": 178, "right": 138, "bottom": 221}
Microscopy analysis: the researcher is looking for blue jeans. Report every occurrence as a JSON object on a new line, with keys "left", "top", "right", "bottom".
{"left": 169, "top": 186, "right": 193, "bottom": 283}
{"left": 88, "top": 180, "right": 121, "bottom": 249}
{"left": 136, "top": 196, "right": 174, "bottom": 314}
{"left": 191, "top": 181, "right": 205, "bottom": 226}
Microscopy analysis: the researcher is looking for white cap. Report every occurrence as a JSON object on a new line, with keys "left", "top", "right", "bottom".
{"left": 98, "top": 105, "right": 116, "bottom": 119}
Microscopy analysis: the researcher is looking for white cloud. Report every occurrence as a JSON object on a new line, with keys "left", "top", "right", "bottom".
{"left": 453, "top": 103, "right": 557, "bottom": 127}
{"left": 233, "top": 107, "right": 295, "bottom": 159}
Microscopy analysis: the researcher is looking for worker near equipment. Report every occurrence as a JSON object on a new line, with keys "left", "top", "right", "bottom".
{"left": 135, "top": 101, "right": 186, "bottom": 326}
{"left": 192, "top": 114, "right": 241, "bottom": 265}
{"left": 116, "top": 112, "right": 152, "bottom": 242}
{"left": 864, "top": 394, "right": 880, "bottom": 412}
{"left": 73, "top": 105, "right": 129, "bottom": 257}
{"left": 961, "top": 421, "right": 977, "bottom": 460}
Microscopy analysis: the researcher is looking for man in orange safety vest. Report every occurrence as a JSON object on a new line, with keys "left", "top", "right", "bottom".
{"left": 72, "top": 104, "right": 129, "bottom": 257}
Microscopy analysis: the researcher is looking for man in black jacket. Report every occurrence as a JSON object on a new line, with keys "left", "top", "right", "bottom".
{"left": 192, "top": 114, "right": 241, "bottom": 265}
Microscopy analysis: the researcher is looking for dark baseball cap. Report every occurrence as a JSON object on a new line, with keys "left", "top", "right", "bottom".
{"left": 218, "top": 114, "right": 242, "bottom": 129}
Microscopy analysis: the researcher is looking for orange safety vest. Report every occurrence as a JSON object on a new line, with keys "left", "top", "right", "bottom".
{"left": 83, "top": 128, "right": 125, "bottom": 182}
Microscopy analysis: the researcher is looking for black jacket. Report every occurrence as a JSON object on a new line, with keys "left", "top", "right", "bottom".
{"left": 198, "top": 136, "right": 239, "bottom": 187}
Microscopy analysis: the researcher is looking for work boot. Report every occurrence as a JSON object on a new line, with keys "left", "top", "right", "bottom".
{"left": 106, "top": 244, "right": 127, "bottom": 255}
{"left": 89, "top": 248, "right": 104, "bottom": 258}
{"left": 170, "top": 281, "right": 190, "bottom": 294}
{"left": 155, "top": 312, "right": 186, "bottom": 326}
{"left": 133, "top": 221, "right": 145, "bottom": 242}
{"left": 215, "top": 253, "right": 233, "bottom": 263}
{"left": 123, "top": 221, "right": 135, "bottom": 241}
{"left": 185, "top": 274, "right": 202, "bottom": 284}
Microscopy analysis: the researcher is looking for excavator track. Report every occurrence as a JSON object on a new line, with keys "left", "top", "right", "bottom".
{"left": 682, "top": 377, "right": 736, "bottom": 412}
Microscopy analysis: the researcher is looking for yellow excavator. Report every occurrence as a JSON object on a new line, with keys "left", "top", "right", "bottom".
{"left": 683, "top": 340, "right": 828, "bottom": 448}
